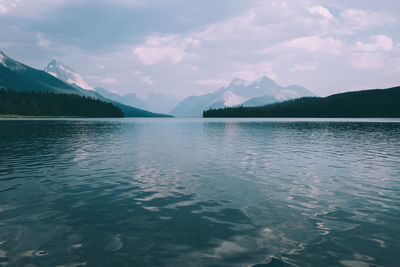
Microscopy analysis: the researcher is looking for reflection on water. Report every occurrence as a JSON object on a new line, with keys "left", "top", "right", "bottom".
{"left": 0, "top": 118, "right": 399, "bottom": 266}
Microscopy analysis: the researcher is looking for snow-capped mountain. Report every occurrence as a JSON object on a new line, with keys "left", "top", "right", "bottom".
{"left": 42, "top": 59, "right": 170, "bottom": 117}
{"left": 0, "top": 51, "right": 83, "bottom": 94}
{"left": 44, "top": 60, "right": 95, "bottom": 91}
{"left": 170, "top": 76, "right": 316, "bottom": 117}
{"left": 208, "top": 91, "right": 248, "bottom": 108}
{"left": 43, "top": 60, "right": 178, "bottom": 114}
{"left": 0, "top": 51, "right": 27, "bottom": 72}
{"left": 0, "top": 51, "right": 170, "bottom": 117}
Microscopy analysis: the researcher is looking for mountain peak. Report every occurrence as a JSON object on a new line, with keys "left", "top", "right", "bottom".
{"left": 257, "top": 75, "right": 273, "bottom": 82}
{"left": 45, "top": 59, "right": 70, "bottom": 72}
{"left": 0, "top": 51, "right": 6, "bottom": 65}
{"left": 230, "top": 78, "right": 251, "bottom": 87}
{"left": 0, "top": 51, "right": 10, "bottom": 64}
{"left": 0, "top": 51, "right": 27, "bottom": 71}
{"left": 44, "top": 59, "right": 95, "bottom": 91}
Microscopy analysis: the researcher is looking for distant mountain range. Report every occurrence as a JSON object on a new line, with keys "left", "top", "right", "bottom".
{"left": 94, "top": 87, "right": 150, "bottom": 111}
{"left": 94, "top": 87, "right": 180, "bottom": 114}
{"left": 170, "top": 76, "right": 316, "bottom": 117}
{"left": 204, "top": 86, "right": 400, "bottom": 118}
{"left": 0, "top": 51, "right": 170, "bottom": 117}
{"left": 43, "top": 57, "right": 179, "bottom": 114}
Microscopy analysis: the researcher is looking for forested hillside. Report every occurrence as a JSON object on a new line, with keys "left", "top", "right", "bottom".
{"left": 203, "top": 86, "right": 400, "bottom": 118}
{"left": 0, "top": 89, "right": 123, "bottom": 117}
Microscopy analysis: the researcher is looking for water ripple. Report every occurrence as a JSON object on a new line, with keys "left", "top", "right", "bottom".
{"left": 0, "top": 118, "right": 399, "bottom": 266}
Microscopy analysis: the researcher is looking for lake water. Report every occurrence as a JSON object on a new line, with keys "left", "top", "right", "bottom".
{"left": 0, "top": 118, "right": 399, "bottom": 267}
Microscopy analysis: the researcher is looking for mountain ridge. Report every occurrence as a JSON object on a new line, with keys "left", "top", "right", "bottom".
{"left": 203, "top": 86, "right": 400, "bottom": 118}
{"left": 0, "top": 51, "right": 171, "bottom": 117}
{"left": 41, "top": 58, "right": 171, "bottom": 117}
{"left": 170, "top": 76, "right": 316, "bottom": 117}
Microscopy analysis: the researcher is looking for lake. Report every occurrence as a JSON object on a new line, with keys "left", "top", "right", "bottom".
{"left": 0, "top": 118, "right": 399, "bottom": 266}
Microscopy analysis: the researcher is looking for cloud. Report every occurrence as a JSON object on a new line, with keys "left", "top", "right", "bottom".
{"left": 307, "top": 6, "right": 333, "bottom": 20}
{"left": 0, "top": 0, "right": 74, "bottom": 17}
{"left": 133, "top": 35, "right": 200, "bottom": 65}
{"left": 230, "top": 62, "right": 276, "bottom": 81}
{"left": 0, "top": 0, "right": 145, "bottom": 17}
{"left": 195, "top": 8, "right": 257, "bottom": 42}
{"left": 350, "top": 35, "right": 393, "bottom": 70}
{"left": 102, "top": 77, "right": 120, "bottom": 84}
{"left": 290, "top": 61, "right": 319, "bottom": 72}
{"left": 0, "top": 4, "right": 8, "bottom": 14}
{"left": 87, "top": 75, "right": 121, "bottom": 85}
{"left": 339, "top": 9, "right": 396, "bottom": 34}
{"left": 195, "top": 79, "right": 229, "bottom": 87}
{"left": 103, "top": 0, "right": 145, "bottom": 6}
{"left": 283, "top": 35, "right": 344, "bottom": 55}
{"left": 2, "top": 0, "right": 400, "bottom": 98}
{"left": 0, "top": 0, "right": 19, "bottom": 14}
{"left": 37, "top": 34, "right": 50, "bottom": 48}
{"left": 133, "top": 70, "right": 153, "bottom": 85}
{"left": 355, "top": 35, "right": 393, "bottom": 52}
{"left": 351, "top": 53, "right": 384, "bottom": 69}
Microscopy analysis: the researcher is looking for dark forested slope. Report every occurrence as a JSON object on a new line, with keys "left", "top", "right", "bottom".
{"left": 203, "top": 86, "right": 400, "bottom": 118}
{"left": 0, "top": 89, "right": 123, "bottom": 117}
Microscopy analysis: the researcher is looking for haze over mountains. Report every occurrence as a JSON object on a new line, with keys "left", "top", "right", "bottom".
{"left": 170, "top": 76, "right": 316, "bottom": 117}
{"left": 2, "top": 50, "right": 318, "bottom": 118}
{"left": 0, "top": 51, "right": 170, "bottom": 117}
{"left": 94, "top": 87, "right": 180, "bottom": 114}
{"left": 42, "top": 58, "right": 179, "bottom": 114}
{"left": 204, "top": 86, "right": 400, "bottom": 118}
{"left": 37, "top": 53, "right": 317, "bottom": 117}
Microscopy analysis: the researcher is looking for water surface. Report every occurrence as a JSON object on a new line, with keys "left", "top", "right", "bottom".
{"left": 0, "top": 118, "right": 399, "bottom": 266}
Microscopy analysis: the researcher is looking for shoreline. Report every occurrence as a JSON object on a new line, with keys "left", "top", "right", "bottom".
{"left": 0, "top": 114, "right": 89, "bottom": 119}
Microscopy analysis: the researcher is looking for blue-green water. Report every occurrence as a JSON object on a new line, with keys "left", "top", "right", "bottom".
{"left": 0, "top": 118, "right": 399, "bottom": 266}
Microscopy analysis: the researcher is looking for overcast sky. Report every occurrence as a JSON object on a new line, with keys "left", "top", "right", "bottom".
{"left": 1, "top": 0, "right": 399, "bottom": 99}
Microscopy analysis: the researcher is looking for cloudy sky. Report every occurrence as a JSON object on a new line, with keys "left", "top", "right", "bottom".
{"left": 1, "top": 0, "right": 399, "bottom": 99}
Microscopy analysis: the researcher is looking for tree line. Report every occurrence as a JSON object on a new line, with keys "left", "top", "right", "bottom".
{"left": 203, "top": 86, "right": 400, "bottom": 118}
{"left": 0, "top": 89, "right": 124, "bottom": 117}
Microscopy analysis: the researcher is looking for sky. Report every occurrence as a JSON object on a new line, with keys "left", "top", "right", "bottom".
{"left": 1, "top": 0, "right": 400, "bottom": 99}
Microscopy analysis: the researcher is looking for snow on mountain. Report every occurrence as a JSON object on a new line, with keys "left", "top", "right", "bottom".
{"left": 44, "top": 60, "right": 95, "bottom": 91}
{"left": 170, "top": 75, "right": 316, "bottom": 117}
{"left": 0, "top": 51, "right": 27, "bottom": 71}
{"left": 209, "top": 91, "right": 248, "bottom": 107}
{"left": 0, "top": 51, "right": 5, "bottom": 66}
{"left": 0, "top": 52, "right": 85, "bottom": 95}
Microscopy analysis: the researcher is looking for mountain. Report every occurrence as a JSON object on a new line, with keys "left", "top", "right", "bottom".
{"left": 44, "top": 59, "right": 95, "bottom": 91}
{"left": 0, "top": 51, "right": 170, "bottom": 117}
{"left": 145, "top": 92, "right": 180, "bottom": 114}
{"left": 203, "top": 86, "right": 400, "bottom": 118}
{"left": 170, "top": 76, "right": 316, "bottom": 117}
{"left": 0, "top": 89, "right": 124, "bottom": 118}
{"left": 0, "top": 51, "right": 82, "bottom": 95}
{"left": 95, "top": 87, "right": 180, "bottom": 114}
{"left": 43, "top": 59, "right": 171, "bottom": 117}
{"left": 95, "top": 87, "right": 150, "bottom": 111}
